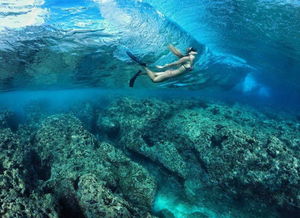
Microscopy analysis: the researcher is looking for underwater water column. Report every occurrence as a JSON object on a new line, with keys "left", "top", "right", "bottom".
{"left": 0, "top": 0, "right": 300, "bottom": 217}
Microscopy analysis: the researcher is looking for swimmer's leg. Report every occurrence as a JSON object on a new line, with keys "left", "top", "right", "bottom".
{"left": 152, "top": 73, "right": 169, "bottom": 82}
{"left": 150, "top": 70, "right": 172, "bottom": 82}
{"left": 143, "top": 67, "right": 179, "bottom": 83}
{"left": 143, "top": 67, "right": 157, "bottom": 81}
{"left": 152, "top": 68, "right": 183, "bottom": 82}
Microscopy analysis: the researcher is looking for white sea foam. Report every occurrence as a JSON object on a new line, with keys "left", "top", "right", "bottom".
{"left": 0, "top": 0, "right": 48, "bottom": 31}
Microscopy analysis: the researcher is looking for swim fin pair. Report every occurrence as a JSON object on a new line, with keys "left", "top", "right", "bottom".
{"left": 127, "top": 51, "right": 147, "bottom": 87}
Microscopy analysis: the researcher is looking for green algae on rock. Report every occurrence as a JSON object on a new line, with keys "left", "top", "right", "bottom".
{"left": 0, "top": 96, "right": 299, "bottom": 217}
{"left": 0, "top": 128, "right": 58, "bottom": 217}
{"left": 0, "top": 111, "right": 18, "bottom": 130}
{"left": 98, "top": 97, "right": 300, "bottom": 216}
{"left": 0, "top": 110, "right": 157, "bottom": 217}
{"left": 34, "top": 114, "right": 157, "bottom": 216}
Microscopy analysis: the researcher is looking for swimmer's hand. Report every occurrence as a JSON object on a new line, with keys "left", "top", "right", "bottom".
{"left": 156, "top": 65, "right": 166, "bottom": 69}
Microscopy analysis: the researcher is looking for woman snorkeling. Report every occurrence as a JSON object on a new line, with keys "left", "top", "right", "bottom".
{"left": 127, "top": 44, "right": 198, "bottom": 87}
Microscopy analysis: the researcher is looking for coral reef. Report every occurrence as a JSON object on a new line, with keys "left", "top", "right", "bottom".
{"left": 0, "top": 96, "right": 299, "bottom": 217}
{"left": 0, "top": 128, "right": 58, "bottom": 217}
{"left": 68, "top": 101, "right": 99, "bottom": 132}
{"left": 34, "top": 114, "right": 157, "bottom": 216}
{"left": 98, "top": 97, "right": 300, "bottom": 216}
{"left": 0, "top": 111, "right": 156, "bottom": 217}
{"left": 0, "top": 110, "right": 18, "bottom": 130}
{"left": 77, "top": 174, "right": 133, "bottom": 218}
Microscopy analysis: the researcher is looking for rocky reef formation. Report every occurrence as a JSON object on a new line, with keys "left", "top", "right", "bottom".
{"left": 0, "top": 126, "right": 58, "bottom": 217}
{"left": 0, "top": 110, "right": 18, "bottom": 130}
{"left": 0, "top": 97, "right": 299, "bottom": 217}
{"left": 97, "top": 97, "right": 300, "bottom": 217}
{"left": 35, "top": 114, "right": 156, "bottom": 217}
{"left": 0, "top": 110, "right": 156, "bottom": 217}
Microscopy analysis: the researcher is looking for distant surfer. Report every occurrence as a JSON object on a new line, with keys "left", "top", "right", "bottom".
{"left": 127, "top": 44, "right": 198, "bottom": 87}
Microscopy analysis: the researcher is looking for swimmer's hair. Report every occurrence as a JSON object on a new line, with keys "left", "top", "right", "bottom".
{"left": 186, "top": 47, "right": 197, "bottom": 54}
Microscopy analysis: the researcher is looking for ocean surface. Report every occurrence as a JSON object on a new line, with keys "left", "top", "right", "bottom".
{"left": 0, "top": 0, "right": 299, "bottom": 217}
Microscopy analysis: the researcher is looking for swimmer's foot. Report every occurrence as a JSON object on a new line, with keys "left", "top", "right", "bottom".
{"left": 129, "top": 70, "right": 142, "bottom": 87}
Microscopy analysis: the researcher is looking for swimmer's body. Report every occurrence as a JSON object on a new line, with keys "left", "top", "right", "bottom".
{"left": 145, "top": 45, "right": 198, "bottom": 83}
{"left": 128, "top": 44, "right": 198, "bottom": 86}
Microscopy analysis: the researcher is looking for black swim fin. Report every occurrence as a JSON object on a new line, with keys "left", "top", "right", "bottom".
{"left": 129, "top": 70, "right": 142, "bottom": 87}
{"left": 126, "top": 51, "right": 147, "bottom": 67}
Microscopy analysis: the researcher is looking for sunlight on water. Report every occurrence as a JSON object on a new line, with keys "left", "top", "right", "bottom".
{"left": 0, "top": 0, "right": 48, "bottom": 30}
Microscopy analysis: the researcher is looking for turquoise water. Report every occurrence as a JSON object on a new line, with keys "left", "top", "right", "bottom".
{"left": 0, "top": 0, "right": 300, "bottom": 217}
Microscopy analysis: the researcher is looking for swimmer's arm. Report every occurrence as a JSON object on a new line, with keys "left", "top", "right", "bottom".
{"left": 168, "top": 44, "right": 184, "bottom": 58}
